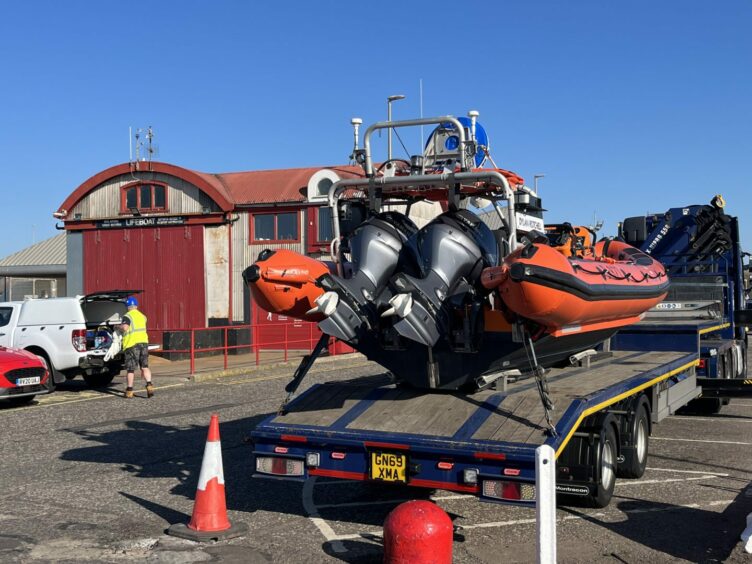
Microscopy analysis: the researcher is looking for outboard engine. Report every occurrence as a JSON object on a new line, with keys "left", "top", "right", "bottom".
{"left": 386, "top": 210, "right": 499, "bottom": 346}
{"left": 313, "top": 211, "right": 418, "bottom": 342}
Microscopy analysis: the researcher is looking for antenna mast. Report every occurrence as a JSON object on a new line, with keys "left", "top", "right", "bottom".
{"left": 146, "top": 126, "right": 155, "bottom": 162}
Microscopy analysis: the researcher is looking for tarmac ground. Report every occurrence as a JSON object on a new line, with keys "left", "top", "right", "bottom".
{"left": 0, "top": 353, "right": 750, "bottom": 563}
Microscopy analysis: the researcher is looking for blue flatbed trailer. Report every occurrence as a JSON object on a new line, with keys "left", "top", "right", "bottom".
{"left": 251, "top": 341, "right": 700, "bottom": 507}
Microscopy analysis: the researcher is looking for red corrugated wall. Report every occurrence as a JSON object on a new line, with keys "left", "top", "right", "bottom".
{"left": 83, "top": 226, "right": 206, "bottom": 330}
{"left": 252, "top": 299, "right": 318, "bottom": 350}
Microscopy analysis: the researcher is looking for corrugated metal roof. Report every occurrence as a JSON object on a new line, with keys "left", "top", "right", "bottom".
{"left": 0, "top": 233, "right": 66, "bottom": 267}
{"left": 210, "top": 165, "right": 365, "bottom": 205}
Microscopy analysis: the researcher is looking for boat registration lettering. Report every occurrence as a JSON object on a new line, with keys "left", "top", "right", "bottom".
{"left": 655, "top": 302, "right": 682, "bottom": 310}
{"left": 515, "top": 212, "right": 545, "bottom": 233}
{"left": 370, "top": 451, "right": 407, "bottom": 483}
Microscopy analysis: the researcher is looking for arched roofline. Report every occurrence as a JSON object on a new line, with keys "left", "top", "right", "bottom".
{"left": 57, "top": 161, "right": 234, "bottom": 216}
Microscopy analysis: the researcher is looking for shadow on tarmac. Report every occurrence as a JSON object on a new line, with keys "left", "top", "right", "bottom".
{"left": 59, "top": 416, "right": 460, "bottom": 532}
{"left": 562, "top": 487, "right": 751, "bottom": 562}
{"left": 59, "top": 414, "right": 318, "bottom": 519}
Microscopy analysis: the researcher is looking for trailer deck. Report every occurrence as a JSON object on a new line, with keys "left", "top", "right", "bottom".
{"left": 252, "top": 349, "right": 698, "bottom": 501}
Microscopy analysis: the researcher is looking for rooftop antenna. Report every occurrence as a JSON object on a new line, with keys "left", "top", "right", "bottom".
{"left": 145, "top": 126, "right": 158, "bottom": 162}
{"left": 131, "top": 127, "right": 158, "bottom": 163}
{"left": 350, "top": 117, "right": 363, "bottom": 165}
{"left": 134, "top": 128, "right": 142, "bottom": 162}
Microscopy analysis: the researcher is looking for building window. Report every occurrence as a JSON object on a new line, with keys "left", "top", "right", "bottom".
{"left": 121, "top": 183, "right": 168, "bottom": 213}
{"left": 318, "top": 206, "right": 334, "bottom": 242}
{"left": 251, "top": 211, "right": 299, "bottom": 243}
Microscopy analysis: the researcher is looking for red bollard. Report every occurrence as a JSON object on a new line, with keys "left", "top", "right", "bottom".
{"left": 383, "top": 500, "right": 453, "bottom": 563}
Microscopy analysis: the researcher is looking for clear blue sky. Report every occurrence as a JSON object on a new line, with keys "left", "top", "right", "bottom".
{"left": 1, "top": 1, "right": 750, "bottom": 257}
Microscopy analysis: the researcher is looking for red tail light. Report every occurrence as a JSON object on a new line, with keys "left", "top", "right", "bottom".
{"left": 482, "top": 479, "right": 536, "bottom": 501}
{"left": 698, "top": 359, "right": 707, "bottom": 369}
{"left": 72, "top": 329, "right": 87, "bottom": 352}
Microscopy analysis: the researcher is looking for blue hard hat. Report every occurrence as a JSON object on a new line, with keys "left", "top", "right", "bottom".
{"left": 126, "top": 297, "right": 138, "bottom": 307}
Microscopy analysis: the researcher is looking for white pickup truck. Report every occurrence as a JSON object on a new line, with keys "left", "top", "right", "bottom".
{"left": 0, "top": 291, "right": 138, "bottom": 388}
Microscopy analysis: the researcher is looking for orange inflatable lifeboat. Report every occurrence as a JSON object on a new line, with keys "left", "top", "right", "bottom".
{"left": 242, "top": 249, "right": 329, "bottom": 321}
{"left": 481, "top": 237, "right": 669, "bottom": 337}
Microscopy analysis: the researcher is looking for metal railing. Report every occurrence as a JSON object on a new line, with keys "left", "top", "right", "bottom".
{"left": 149, "top": 321, "right": 347, "bottom": 375}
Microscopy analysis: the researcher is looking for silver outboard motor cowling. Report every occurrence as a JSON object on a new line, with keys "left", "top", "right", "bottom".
{"left": 316, "top": 212, "right": 418, "bottom": 342}
{"left": 388, "top": 210, "right": 498, "bottom": 346}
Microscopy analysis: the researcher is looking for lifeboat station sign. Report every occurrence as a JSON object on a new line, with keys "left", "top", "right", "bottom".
{"left": 96, "top": 216, "right": 188, "bottom": 229}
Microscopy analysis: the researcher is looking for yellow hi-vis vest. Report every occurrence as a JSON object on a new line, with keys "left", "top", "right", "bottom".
{"left": 122, "top": 309, "right": 149, "bottom": 350}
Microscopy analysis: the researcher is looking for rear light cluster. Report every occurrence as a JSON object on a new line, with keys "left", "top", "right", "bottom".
{"left": 256, "top": 456, "right": 304, "bottom": 477}
{"left": 482, "top": 480, "right": 536, "bottom": 502}
{"left": 72, "top": 329, "right": 87, "bottom": 352}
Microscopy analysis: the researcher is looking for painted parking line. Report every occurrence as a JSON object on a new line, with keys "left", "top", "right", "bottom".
{"left": 646, "top": 467, "right": 729, "bottom": 476}
{"left": 4, "top": 382, "right": 189, "bottom": 412}
{"left": 325, "top": 499, "right": 735, "bottom": 541}
{"left": 652, "top": 436, "right": 752, "bottom": 446}
{"left": 302, "top": 477, "right": 346, "bottom": 554}
{"left": 676, "top": 416, "right": 752, "bottom": 423}
{"left": 614, "top": 475, "right": 719, "bottom": 487}
{"left": 305, "top": 472, "right": 728, "bottom": 551}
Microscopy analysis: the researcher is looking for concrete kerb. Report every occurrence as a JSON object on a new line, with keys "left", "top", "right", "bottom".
{"left": 189, "top": 353, "right": 368, "bottom": 384}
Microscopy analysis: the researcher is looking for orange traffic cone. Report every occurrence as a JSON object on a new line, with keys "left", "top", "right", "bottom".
{"left": 167, "top": 414, "right": 248, "bottom": 541}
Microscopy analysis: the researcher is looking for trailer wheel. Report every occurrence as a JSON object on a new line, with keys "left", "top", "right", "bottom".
{"left": 618, "top": 402, "right": 650, "bottom": 479}
{"left": 585, "top": 424, "right": 617, "bottom": 508}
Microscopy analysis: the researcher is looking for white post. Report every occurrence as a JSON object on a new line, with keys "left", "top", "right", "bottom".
{"left": 536, "top": 444, "right": 557, "bottom": 564}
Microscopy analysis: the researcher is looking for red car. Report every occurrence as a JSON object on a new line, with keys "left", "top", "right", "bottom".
{"left": 0, "top": 346, "right": 50, "bottom": 406}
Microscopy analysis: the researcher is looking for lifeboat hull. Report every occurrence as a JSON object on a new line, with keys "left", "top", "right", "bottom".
{"left": 242, "top": 249, "right": 330, "bottom": 321}
{"left": 482, "top": 240, "right": 669, "bottom": 336}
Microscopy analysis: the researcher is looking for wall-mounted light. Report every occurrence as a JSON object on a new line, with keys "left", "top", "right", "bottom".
{"left": 201, "top": 206, "right": 211, "bottom": 214}
{"left": 74, "top": 213, "right": 82, "bottom": 220}
{"left": 129, "top": 207, "right": 141, "bottom": 217}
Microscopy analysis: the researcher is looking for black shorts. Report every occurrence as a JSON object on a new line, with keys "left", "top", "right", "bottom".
{"left": 124, "top": 343, "right": 149, "bottom": 372}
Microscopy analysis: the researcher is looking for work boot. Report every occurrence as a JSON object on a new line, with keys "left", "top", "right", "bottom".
{"left": 146, "top": 382, "right": 154, "bottom": 398}
{"left": 125, "top": 387, "right": 134, "bottom": 399}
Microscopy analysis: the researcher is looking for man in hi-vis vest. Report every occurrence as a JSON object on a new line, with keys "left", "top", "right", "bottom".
{"left": 121, "top": 296, "right": 154, "bottom": 399}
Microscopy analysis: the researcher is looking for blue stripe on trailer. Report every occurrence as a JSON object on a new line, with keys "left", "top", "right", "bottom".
{"left": 451, "top": 393, "right": 507, "bottom": 441}
{"left": 329, "top": 387, "right": 391, "bottom": 430}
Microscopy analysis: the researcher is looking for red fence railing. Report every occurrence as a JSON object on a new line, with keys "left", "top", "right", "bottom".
{"left": 148, "top": 321, "right": 349, "bottom": 375}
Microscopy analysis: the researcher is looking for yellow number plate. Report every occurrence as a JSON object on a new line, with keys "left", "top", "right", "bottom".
{"left": 369, "top": 451, "right": 407, "bottom": 483}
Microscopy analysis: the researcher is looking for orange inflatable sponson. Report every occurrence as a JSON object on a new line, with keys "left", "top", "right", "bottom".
{"left": 243, "top": 249, "right": 330, "bottom": 321}
{"left": 481, "top": 239, "right": 669, "bottom": 336}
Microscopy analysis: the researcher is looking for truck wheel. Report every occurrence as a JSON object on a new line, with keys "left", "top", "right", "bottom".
{"left": 82, "top": 371, "right": 116, "bottom": 388}
{"left": 585, "top": 424, "right": 617, "bottom": 508}
{"left": 618, "top": 402, "right": 650, "bottom": 479}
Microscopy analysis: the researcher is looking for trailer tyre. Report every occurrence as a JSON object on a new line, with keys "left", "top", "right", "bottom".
{"left": 618, "top": 402, "right": 650, "bottom": 479}
{"left": 586, "top": 424, "right": 617, "bottom": 508}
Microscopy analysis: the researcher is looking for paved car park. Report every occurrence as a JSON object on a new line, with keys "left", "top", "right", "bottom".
{"left": 0, "top": 357, "right": 750, "bottom": 563}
